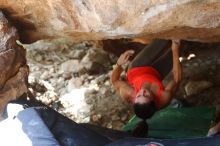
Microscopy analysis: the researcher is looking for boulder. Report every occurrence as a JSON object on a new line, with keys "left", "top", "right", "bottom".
{"left": 0, "top": 12, "right": 26, "bottom": 89}
{"left": 0, "top": 11, "right": 28, "bottom": 117}
{"left": 0, "top": 66, "right": 29, "bottom": 118}
{"left": 80, "top": 48, "right": 111, "bottom": 74}
{"left": 0, "top": 0, "right": 219, "bottom": 43}
{"left": 185, "top": 80, "right": 213, "bottom": 96}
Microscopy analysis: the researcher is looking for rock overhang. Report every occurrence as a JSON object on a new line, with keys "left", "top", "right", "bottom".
{"left": 0, "top": 0, "right": 219, "bottom": 43}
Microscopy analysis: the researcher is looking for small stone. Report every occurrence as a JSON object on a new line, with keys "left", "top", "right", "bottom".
{"left": 49, "top": 68, "right": 55, "bottom": 74}
{"left": 104, "top": 80, "right": 110, "bottom": 86}
{"left": 100, "top": 87, "right": 108, "bottom": 95}
{"left": 113, "top": 121, "right": 124, "bottom": 130}
{"left": 107, "top": 123, "right": 112, "bottom": 129}
{"left": 85, "top": 97, "right": 93, "bottom": 104}
{"left": 69, "top": 49, "right": 86, "bottom": 59}
{"left": 73, "top": 78, "right": 83, "bottom": 88}
{"left": 35, "top": 55, "right": 43, "bottom": 62}
{"left": 88, "top": 75, "right": 94, "bottom": 80}
{"left": 121, "top": 115, "right": 127, "bottom": 121}
{"left": 60, "top": 59, "right": 80, "bottom": 73}
{"left": 92, "top": 114, "right": 102, "bottom": 122}
{"left": 95, "top": 75, "right": 106, "bottom": 84}
{"left": 111, "top": 115, "right": 120, "bottom": 121}
{"left": 67, "top": 79, "right": 76, "bottom": 92}
{"left": 52, "top": 100, "right": 62, "bottom": 110}
{"left": 57, "top": 78, "right": 64, "bottom": 85}
{"left": 40, "top": 71, "right": 50, "bottom": 80}
{"left": 82, "top": 116, "right": 90, "bottom": 123}
{"left": 63, "top": 72, "right": 72, "bottom": 80}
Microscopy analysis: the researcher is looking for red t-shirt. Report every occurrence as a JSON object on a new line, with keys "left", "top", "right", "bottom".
{"left": 126, "top": 66, "right": 164, "bottom": 109}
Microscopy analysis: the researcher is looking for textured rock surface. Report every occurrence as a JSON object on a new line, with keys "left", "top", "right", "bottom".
{"left": 0, "top": 11, "right": 28, "bottom": 117}
{"left": 0, "top": 0, "right": 220, "bottom": 43}
{"left": 0, "top": 66, "right": 29, "bottom": 117}
{"left": 185, "top": 81, "right": 213, "bottom": 96}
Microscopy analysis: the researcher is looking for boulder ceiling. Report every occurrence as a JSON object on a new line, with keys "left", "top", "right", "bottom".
{"left": 0, "top": 0, "right": 220, "bottom": 43}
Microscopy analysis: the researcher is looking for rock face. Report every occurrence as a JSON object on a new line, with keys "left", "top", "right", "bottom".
{"left": 0, "top": 11, "right": 28, "bottom": 117}
{"left": 0, "top": 0, "right": 220, "bottom": 43}
{"left": 185, "top": 81, "right": 213, "bottom": 96}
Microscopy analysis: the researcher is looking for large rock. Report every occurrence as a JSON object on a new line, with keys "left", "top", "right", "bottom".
{"left": 185, "top": 80, "right": 213, "bottom": 96}
{"left": 0, "top": 0, "right": 220, "bottom": 43}
{"left": 80, "top": 48, "right": 111, "bottom": 75}
{"left": 0, "top": 66, "right": 29, "bottom": 118}
{"left": 0, "top": 12, "right": 26, "bottom": 89}
{"left": 0, "top": 11, "right": 28, "bottom": 117}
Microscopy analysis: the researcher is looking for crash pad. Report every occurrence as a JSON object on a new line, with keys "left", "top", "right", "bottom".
{"left": 123, "top": 106, "right": 215, "bottom": 138}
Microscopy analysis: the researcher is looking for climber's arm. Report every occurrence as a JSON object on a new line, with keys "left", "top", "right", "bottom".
{"left": 172, "top": 40, "right": 182, "bottom": 83}
{"left": 110, "top": 50, "right": 135, "bottom": 102}
{"left": 110, "top": 64, "right": 135, "bottom": 103}
{"left": 158, "top": 40, "right": 182, "bottom": 108}
{"left": 159, "top": 79, "right": 178, "bottom": 108}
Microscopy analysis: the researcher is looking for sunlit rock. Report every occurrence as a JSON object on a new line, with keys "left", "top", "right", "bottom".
{"left": 0, "top": 0, "right": 219, "bottom": 43}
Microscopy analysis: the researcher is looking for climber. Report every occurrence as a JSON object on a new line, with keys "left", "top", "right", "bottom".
{"left": 110, "top": 39, "right": 182, "bottom": 136}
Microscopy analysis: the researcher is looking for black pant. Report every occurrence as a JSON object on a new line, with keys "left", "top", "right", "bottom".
{"left": 128, "top": 39, "right": 172, "bottom": 79}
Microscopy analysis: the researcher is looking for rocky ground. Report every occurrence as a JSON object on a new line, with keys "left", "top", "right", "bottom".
{"left": 25, "top": 39, "right": 220, "bottom": 130}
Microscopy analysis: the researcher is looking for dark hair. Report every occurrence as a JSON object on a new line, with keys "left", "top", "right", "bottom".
{"left": 132, "top": 101, "right": 157, "bottom": 137}
{"left": 133, "top": 101, "right": 157, "bottom": 119}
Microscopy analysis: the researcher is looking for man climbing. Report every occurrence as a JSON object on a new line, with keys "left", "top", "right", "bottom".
{"left": 110, "top": 39, "right": 182, "bottom": 136}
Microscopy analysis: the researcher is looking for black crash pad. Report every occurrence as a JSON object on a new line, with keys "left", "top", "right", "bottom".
{"left": 107, "top": 135, "right": 220, "bottom": 146}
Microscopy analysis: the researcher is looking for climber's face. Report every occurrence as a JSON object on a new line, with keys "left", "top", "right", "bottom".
{"left": 135, "top": 89, "right": 154, "bottom": 104}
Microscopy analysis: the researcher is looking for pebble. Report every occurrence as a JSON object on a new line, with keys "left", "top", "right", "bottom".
{"left": 63, "top": 72, "right": 72, "bottom": 80}
{"left": 95, "top": 75, "right": 106, "bottom": 84}
{"left": 107, "top": 123, "right": 113, "bottom": 129}
{"left": 121, "top": 115, "right": 127, "bottom": 121}
{"left": 111, "top": 115, "right": 120, "bottom": 121}
{"left": 35, "top": 55, "right": 43, "bottom": 62}
{"left": 92, "top": 114, "right": 102, "bottom": 122}
{"left": 82, "top": 117, "right": 90, "bottom": 123}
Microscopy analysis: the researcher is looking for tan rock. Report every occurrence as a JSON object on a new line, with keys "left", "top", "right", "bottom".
{"left": 0, "top": 0, "right": 219, "bottom": 43}
{"left": 0, "top": 12, "right": 28, "bottom": 117}
{"left": 0, "top": 66, "right": 29, "bottom": 118}
{"left": 0, "top": 11, "right": 26, "bottom": 89}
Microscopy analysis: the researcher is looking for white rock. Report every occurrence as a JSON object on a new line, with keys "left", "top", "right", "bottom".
{"left": 60, "top": 59, "right": 80, "bottom": 74}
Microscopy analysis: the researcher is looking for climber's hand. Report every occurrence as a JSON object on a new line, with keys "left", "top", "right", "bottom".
{"left": 172, "top": 39, "right": 181, "bottom": 50}
{"left": 117, "top": 50, "right": 135, "bottom": 66}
